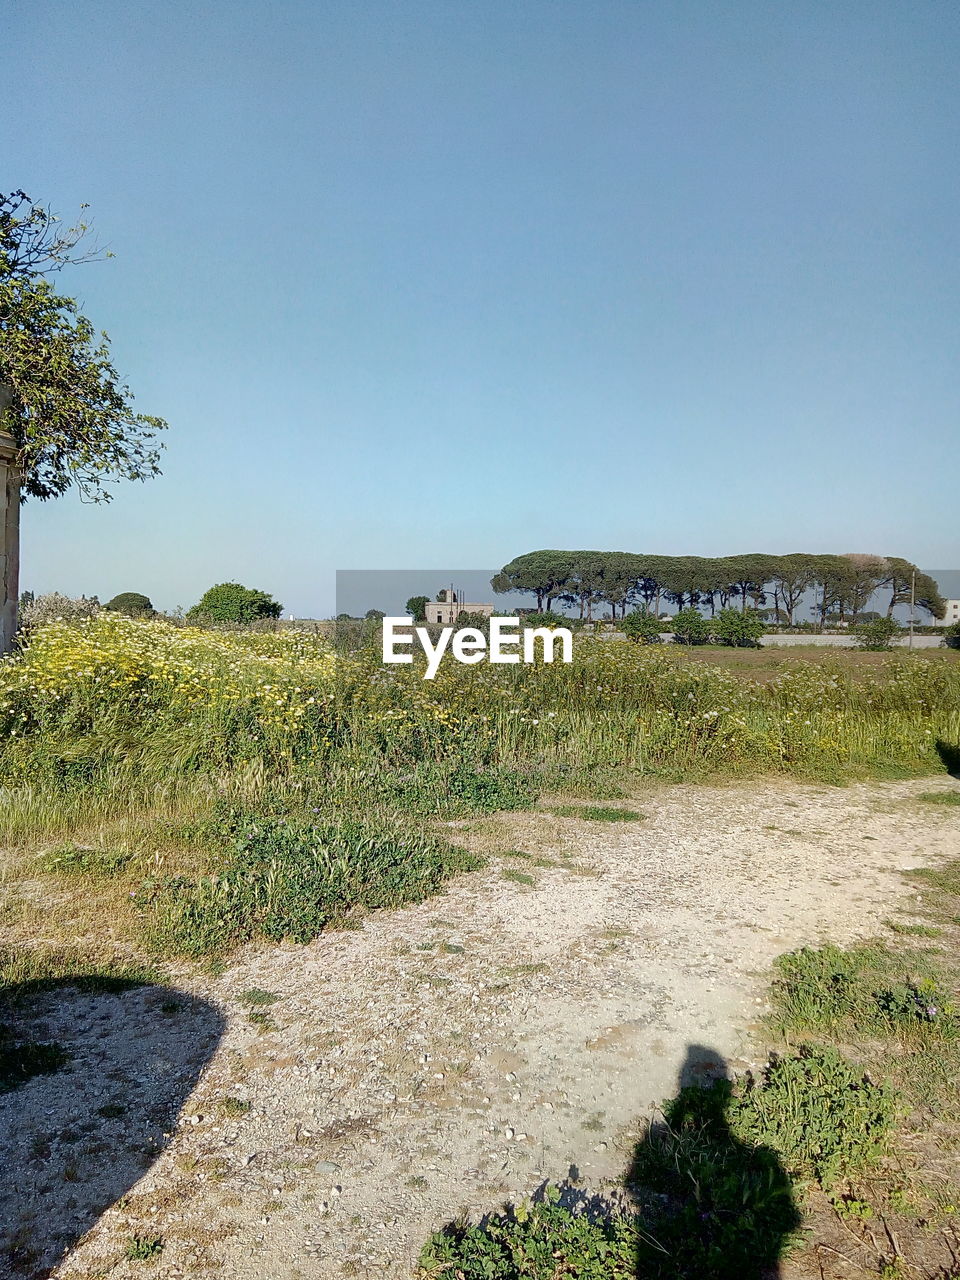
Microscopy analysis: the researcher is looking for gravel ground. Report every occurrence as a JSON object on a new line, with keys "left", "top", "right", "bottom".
{"left": 3, "top": 775, "right": 959, "bottom": 1279}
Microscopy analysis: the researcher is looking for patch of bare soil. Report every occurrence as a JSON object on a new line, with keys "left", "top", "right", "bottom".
{"left": 4, "top": 777, "right": 959, "bottom": 1279}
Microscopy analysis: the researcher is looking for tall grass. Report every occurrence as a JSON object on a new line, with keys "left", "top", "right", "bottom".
{"left": 0, "top": 618, "right": 957, "bottom": 958}
{"left": 1, "top": 618, "right": 958, "bottom": 832}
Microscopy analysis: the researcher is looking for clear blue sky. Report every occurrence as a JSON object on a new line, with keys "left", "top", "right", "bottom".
{"left": 8, "top": 0, "right": 959, "bottom": 616}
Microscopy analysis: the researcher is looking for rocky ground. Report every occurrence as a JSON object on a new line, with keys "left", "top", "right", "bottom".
{"left": 3, "top": 776, "right": 959, "bottom": 1279}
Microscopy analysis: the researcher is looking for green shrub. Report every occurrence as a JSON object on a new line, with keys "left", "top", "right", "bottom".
{"left": 420, "top": 1042, "right": 891, "bottom": 1279}
{"left": 186, "top": 582, "right": 282, "bottom": 624}
{"left": 854, "top": 616, "right": 902, "bottom": 650}
{"left": 104, "top": 592, "right": 153, "bottom": 615}
{"left": 137, "top": 813, "right": 481, "bottom": 957}
{"left": 728, "top": 1046, "right": 895, "bottom": 1188}
{"left": 523, "top": 610, "right": 571, "bottom": 628}
{"left": 621, "top": 609, "right": 663, "bottom": 644}
{"left": 630, "top": 1075, "right": 801, "bottom": 1276}
{"left": 671, "top": 607, "right": 709, "bottom": 645}
{"left": 769, "top": 943, "right": 957, "bottom": 1043}
{"left": 418, "top": 1184, "right": 639, "bottom": 1279}
{"left": 711, "top": 607, "right": 766, "bottom": 647}
{"left": 946, "top": 621, "right": 960, "bottom": 650}
{"left": 124, "top": 1235, "right": 163, "bottom": 1262}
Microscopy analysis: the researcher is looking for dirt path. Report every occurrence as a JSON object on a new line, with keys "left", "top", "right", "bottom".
{"left": 8, "top": 777, "right": 960, "bottom": 1278}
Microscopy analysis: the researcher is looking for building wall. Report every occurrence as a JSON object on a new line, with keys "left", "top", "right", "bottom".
{"left": 424, "top": 602, "right": 495, "bottom": 625}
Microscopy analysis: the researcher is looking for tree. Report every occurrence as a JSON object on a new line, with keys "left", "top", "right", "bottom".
{"left": 492, "top": 551, "right": 573, "bottom": 613}
{"left": 854, "top": 616, "right": 902, "bottom": 651}
{"left": 712, "top": 607, "right": 765, "bottom": 647}
{"left": 105, "top": 591, "right": 153, "bottom": 615}
{"left": 841, "top": 554, "right": 887, "bottom": 619}
{"left": 365, "top": 608, "right": 385, "bottom": 620}
{"left": 881, "top": 557, "right": 946, "bottom": 621}
{"left": 621, "top": 608, "right": 662, "bottom": 644}
{"left": 770, "top": 554, "right": 817, "bottom": 625}
{"left": 718, "top": 555, "right": 775, "bottom": 613}
{"left": 0, "top": 191, "right": 166, "bottom": 502}
{"left": 671, "top": 607, "right": 709, "bottom": 645}
{"left": 186, "top": 582, "right": 282, "bottom": 624}
{"left": 405, "top": 595, "right": 429, "bottom": 621}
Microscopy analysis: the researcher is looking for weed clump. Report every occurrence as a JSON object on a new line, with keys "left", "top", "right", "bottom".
{"left": 136, "top": 813, "right": 481, "bottom": 957}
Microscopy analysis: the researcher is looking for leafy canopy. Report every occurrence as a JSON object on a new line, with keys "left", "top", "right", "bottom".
{"left": 0, "top": 190, "right": 167, "bottom": 502}
{"left": 104, "top": 592, "right": 153, "bottom": 616}
{"left": 186, "top": 583, "right": 282, "bottom": 625}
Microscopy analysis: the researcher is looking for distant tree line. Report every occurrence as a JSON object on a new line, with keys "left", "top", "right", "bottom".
{"left": 492, "top": 551, "right": 945, "bottom": 625}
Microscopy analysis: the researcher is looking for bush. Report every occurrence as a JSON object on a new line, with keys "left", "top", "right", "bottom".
{"left": 945, "top": 621, "right": 960, "bottom": 650}
{"left": 671, "top": 607, "right": 709, "bottom": 645}
{"left": 137, "top": 813, "right": 480, "bottom": 957}
{"left": 19, "top": 592, "right": 100, "bottom": 629}
{"left": 712, "top": 607, "right": 765, "bottom": 647}
{"left": 454, "top": 611, "right": 492, "bottom": 630}
{"left": 524, "top": 610, "right": 571, "bottom": 628}
{"left": 621, "top": 609, "right": 663, "bottom": 644}
{"left": 728, "top": 1045, "right": 894, "bottom": 1189}
{"left": 104, "top": 591, "right": 153, "bottom": 616}
{"left": 854, "top": 616, "right": 902, "bottom": 650}
{"left": 418, "top": 1184, "right": 639, "bottom": 1279}
{"left": 186, "top": 582, "right": 282, "bottom": 625}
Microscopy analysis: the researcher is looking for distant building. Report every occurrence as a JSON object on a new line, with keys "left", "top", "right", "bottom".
{"left": 942, "top": 599, "right": 960, "bottom": 626}
{"left": 424, "top": 600, "right": 494, "bottom": 625}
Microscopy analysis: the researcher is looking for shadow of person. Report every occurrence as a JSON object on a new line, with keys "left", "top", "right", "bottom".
{"left": 0, "top": 972, "right": 225, "bottom": 1278}
{"left": 626, "top": 1044, "right": 799, "bottom": 1280}
{"left": 935, "top": 739, "right": 960, "bottom": 778}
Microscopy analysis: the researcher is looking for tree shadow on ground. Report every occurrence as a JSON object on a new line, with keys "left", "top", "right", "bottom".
{"left": 0, "top": 973, "right": 224, "bottom": 1278}
{"left": 625, "top": 1044, "right": 800, "bottom": 1279}
{"left": 936, "top": 740, "right": 960, "bottom": 778}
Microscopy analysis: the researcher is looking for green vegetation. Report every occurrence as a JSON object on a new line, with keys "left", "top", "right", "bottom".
{"left": 186, "top": 581, "right": 282, "bottom": 624}
{"left": 670, "top": 606, "right": 710, "bottom": 645}
{"left": 620, "top": 608, "right": 662, "bottom": 643}
{"left": 919, "top": 790, "right": 960, "bottom": 806}
{"left": 855, "top": 616, "right": 903, "bottom": 650}
{"left": 493, "top": 550, "right": 945, "bottom": 625}
{"left": 666, "top": 606, "right": 767, "bottom": 647}
{"left": 104, "top": 591, "right": 153, "bottom": 615}
{"left": 405, "top": 594, "right": 430, "bottom": 622}
{"left": 0, "top": 190, "right": 166, "bottom": 503}
{"left": 136, "top": 811, "right": 479, "bottom": 958}
{"left": 124, "top": 1235, "right": 163, "bottom": 1262}
{"left": 418, "top": 1040, "right": 894, "bottom": 1278}
{"left": 0, "top": 615, "right": 956, "bottom": 963}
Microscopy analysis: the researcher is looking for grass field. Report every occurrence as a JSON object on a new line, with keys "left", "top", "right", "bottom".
{"left": 0, "top": 614, "right": 958, "bottom": 967}
{"left": 1, "top": 616, "right": 959, "bottom": 1277}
